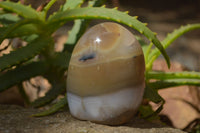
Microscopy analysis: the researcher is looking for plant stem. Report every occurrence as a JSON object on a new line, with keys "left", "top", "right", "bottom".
{"left": 43, "top": 0, "right": 57, "bottom": 18}
{"left": 148, "top": 79, "right": 200, "bottom": 90}
{"left": 147, "top": 71, "right": 200, "bottom": 80}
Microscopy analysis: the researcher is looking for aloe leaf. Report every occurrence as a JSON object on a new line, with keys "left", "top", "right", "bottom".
{"left": 31, "top": 82, "right": 66, "bottom": 108}
{"left": 43, "top": 0, "right": 57, "bottom": 14}
{"left": 1, "top": 24, "right": 39, "bottom": 39}
{"left": 50, "top": 52, "right": 71, "bottom": 69}
{"left": 0, "top": 10, "right": 6, "bottom": 14}
{"left": 64, "top": 19, "right": 89, "bottom": 48}
{"left": 135, "top": 36, "right": 148, "bottom": 54}
{"left": 146, "top": 71, "right": 200, "bottom": 80}
{"left": 0, "top": 13, "right": 20, "bottom": 25}
{"left": 0, "top": 61, "right": 48, "bottom": 92}
{"left": 0, "top": 27, "right": 7, "bottom": 35}
{"left": 144, "top": 86, "right": 164, "bottom": 104}
{"left": 62, "top": 0, "right": 85, "bottom": 11}
{"left": 148, "top": 79, "right": 200, "bottom": 90}
{"left": 135, "top": 35, "right": 153, "bottom": 64}
{"left": 32, "top": 96, "right": 68, "bottom": 117}
{"left": 48, "top": 7, "right": 170, "bottom": 67}
{"left": 0, "top": 19, "right": 42, "bottom": 44}
{"left": 88, "top": 0, "right": 106, "bottom": 7}
{"left": 22, "top": 34, "right": 39, "bottom": 43}
{"left": 147, "top": 23, "right": 200, "bottom": 69}
{"left": 0, "top": 1, "right": 42, "bottom": 20}
{"left": 63, "top": 44, "right": 74, "bottom": 53}
{"left": 144, "top": 43, "right": 153, "bottom": 64}
{"left": 146, "top": 103, "right": 163, "bottom": 119}
{"left": 139, "top": 103, "right": 163, "bottom": 120}
{"left": 0, "top": 36, "right": 53, "bottom": 71}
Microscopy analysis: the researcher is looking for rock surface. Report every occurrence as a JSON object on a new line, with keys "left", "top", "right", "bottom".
{"left": 0, "top": 105, "right": 185, "bottom": 133}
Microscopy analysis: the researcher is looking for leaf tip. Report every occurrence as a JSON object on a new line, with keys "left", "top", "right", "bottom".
{"left": 143, "top": 23, "right": 148, "bottom": 26}
{"left": 115, "top": 19, "right": 121, "bottom": 23}
{"left": 101, "top": 5, "right": 106, "bottom": 8}
{"left": 139, "top": 30, "right": 144, "bottom": 34}
{"left": 31, "top": 113, "right": 42, "bottom": 117}
{"left": 113, "top": 7, "right": 118, "bottom": 10}
{"left": 124, "top": 11, "right": 129, "bottom": 14}
{"left": 167, "top": 59, "right": 171, "bottom": 69}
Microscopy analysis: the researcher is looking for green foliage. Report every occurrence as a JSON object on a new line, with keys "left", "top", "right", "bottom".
{"left": 32, "top": 95, "right": 68, "bottom": 117}
{"left": 139, "top": 104, "right": 163, "bottom": 120}
{"left": 0, "top": 13, "right": 20, "bottom": 25}
{"left": 31, "top": 82, "right": 66, "bottom": 108}
{"left": 0, "top": 0, "right": 200, "bottom": 121}
{"left": 0, "top": 61, "right": 48, "bottom": 92}
{"left": 146, "top": 24, "right": 200, "bottom": 70}
{"left": 0, "top": 36, "right": 52, "bottom": 71}
{"left": 0, "top": 1, "right": 43, "bottom": 20}
{"left": 62, "top": 0, "right": 84, "bottom": 10}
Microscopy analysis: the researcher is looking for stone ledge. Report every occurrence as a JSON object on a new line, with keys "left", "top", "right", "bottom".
{"left": 0, "top": 105, "right": 186, "bottom": 133}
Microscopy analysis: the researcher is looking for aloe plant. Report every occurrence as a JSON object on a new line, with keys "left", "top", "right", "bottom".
{"left": 0, "top": 0, "right": 200, "bottom": 118}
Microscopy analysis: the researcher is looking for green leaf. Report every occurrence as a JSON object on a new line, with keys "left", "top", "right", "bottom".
{"left": 0, "top": 19, "right": 42, "bottom": 44}
{"left": 21, "top": 34, "right": 39, "bottom": 43}
{"left": 0, "top": 61, "right": 48, "bottom": 92}
{"left": 64, "top": 44, "right": 75, "bottom": 53}
{"left": 64, "top": 19, "right": 89, "bottom": 47}
{"left": 1, "top": 24, "right": 39, "bottom": 39}
{"left": 147, "top": 23, "right": 200, "bottom": 70}
{"left": 0, "top": 27, "right": 7, "bottom": 35}
{"left": 43, "top": 0, "right": 57, "bottom": 15}
{"left": 0, "top": 13, "right": 20, "bottom": 25}
{"left": 146, "top": 71, "right": 200, "bottom": 80}
{"left": 135, "top": 35, "right": 153, "bottom": 64}
{"left": 31, "top": 82, "right": 66, "bottom": 108}
{"left": 143, "top": 84, "right": 165, "bottom": 119}
{"left": 32, "top": 96, "right": 68, "bottom": 117}
{"left": 139, "top": 104, "right": 161, "bottom": 120}
{"left": 0, "top": 9, "right": 6, "bottom": 14}
{"left": 148, "top": 79, "right": 200, "bottom": 90}
{"left": 48, "top": 7, "right": 170, "bottom": 67}
{"left": 0, "top": 1, "right": 42, "bottom": 20}
{"left": 0, "top": 36, "right": 53, "bottom": 71}
{"left": 50, "top": 52, "right": 71, "bottom": 69}
{"left": 88, "top": 0, "right": 106, "bottom": 7}
{"left": 62, "top": 0, "right": 85, "bottom": 11}
{"left": 136, "top": 36, "right": 148, "bottom": 54}
{"left": 144, "top": 86, "right": 164, "bottom": 103}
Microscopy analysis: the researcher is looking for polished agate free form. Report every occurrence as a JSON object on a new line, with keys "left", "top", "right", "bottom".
{"left": 67, "top": 22, "right": 145, "bottom": 125}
